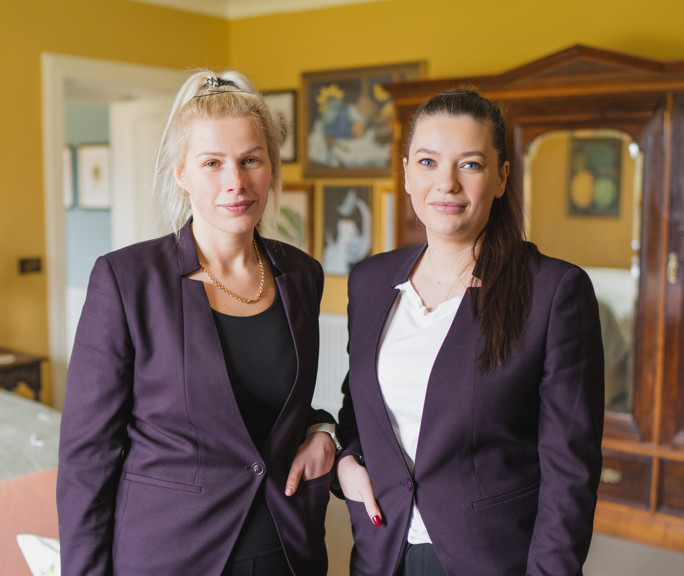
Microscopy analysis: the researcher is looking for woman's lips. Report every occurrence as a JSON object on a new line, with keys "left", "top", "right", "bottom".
{"left": 430, "top": 201, "right": 466, "bottom": 214}
{"left": 220, "top": 200, "right": 254, "bottom": 214}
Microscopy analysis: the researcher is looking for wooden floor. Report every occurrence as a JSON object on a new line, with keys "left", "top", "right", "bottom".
{"left": 324, "top": 496, "right": 684, "bottom": 576}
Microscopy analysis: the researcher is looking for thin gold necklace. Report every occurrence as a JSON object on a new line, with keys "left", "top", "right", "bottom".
{"left": 200, "top": 237, "right": 265, "bottom": 304}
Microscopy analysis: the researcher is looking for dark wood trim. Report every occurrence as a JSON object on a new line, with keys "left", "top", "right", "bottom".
{"left": 604, "top": 414, "right": 643, "bottom": 442}
{"left": 662, "top": 93, "right": 684, "bottom": 447}
{"left": 595, "top": 500, "right": 684, "bottom": 551}
{"left": 602, "top": 438, "right": 684, "bottom": 462}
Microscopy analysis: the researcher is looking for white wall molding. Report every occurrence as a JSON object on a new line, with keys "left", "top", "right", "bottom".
{"left": 41, "top": 53, "right": 185, "bottom": 409}
{"left": 126, "top": 0, "right": 390, "bottom": 20}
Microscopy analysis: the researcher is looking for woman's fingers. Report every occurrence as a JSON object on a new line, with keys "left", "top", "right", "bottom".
{"left": 360, "top": 486, "right": 383, "bottom": 527}
{"left": 285, "top": 458, "right": 304, "bottom": 496}
{"left": 285, "top": 433, "right": 336, "bottom": 496}
{"left": 336, "top": 455, "right": 382, "bottom": 526}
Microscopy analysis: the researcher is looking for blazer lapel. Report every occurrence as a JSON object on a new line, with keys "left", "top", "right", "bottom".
{"left": 352, "top": 244, "right": 428, "bottom": 470}
{"left": 413, "top": 288, "right": 480, "bottom": 493}
{"left": 175, "top": 220, "right": 256, "bottom": 450}
{"left": 261, "top": 273, "right": 312, "bottom": 459}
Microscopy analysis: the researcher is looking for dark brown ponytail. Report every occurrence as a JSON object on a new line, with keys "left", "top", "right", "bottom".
{"left": 406, "top": 88, "right": 533, "bottom": 371}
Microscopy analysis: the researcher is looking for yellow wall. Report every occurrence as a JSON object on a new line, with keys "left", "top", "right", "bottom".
{"left": 4, "top": 0, "right": 684, "bottom": 391}
{"left": 226, "top": 0, "right": 684, "bottom": 312}
{"left": 0, "top": 0, "right": 227, "bottom": 368}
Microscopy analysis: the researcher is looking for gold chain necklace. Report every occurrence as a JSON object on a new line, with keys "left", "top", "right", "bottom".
{"left": 200, "top": 238, "right": 265, "bottom": 304}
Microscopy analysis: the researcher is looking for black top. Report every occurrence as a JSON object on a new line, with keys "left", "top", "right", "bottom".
{"left": 212, "top": 286, "right": 297, "bottom": 562}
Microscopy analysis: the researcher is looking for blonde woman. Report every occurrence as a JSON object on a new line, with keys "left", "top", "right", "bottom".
{"left": 57, "top": 70, "right": 339, "bottom": 576}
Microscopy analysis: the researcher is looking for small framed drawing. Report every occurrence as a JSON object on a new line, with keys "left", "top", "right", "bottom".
{"left": 263, "top": 90, "right": 297, "bottom": 163}
{"left": 271, "top": 183, "right": 314, "bottom": 255}
{"left": 302, "top": 62, "right": 424, "bottom": 178}
{"left": 77, "top": 144, "right": 110, "bottom": 209}
{"left": 322, "top": 185, "right": 372, "bottom": 275}
{"left": 567, "top": 137, "right": 622, "bottom": 216}
{"left": 63, "top": 145, "right": 74, "bottom": 209}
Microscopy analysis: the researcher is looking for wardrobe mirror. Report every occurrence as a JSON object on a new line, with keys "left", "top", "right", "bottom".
{"left": 523, "top": 129, "right": 643, "bottom": 416}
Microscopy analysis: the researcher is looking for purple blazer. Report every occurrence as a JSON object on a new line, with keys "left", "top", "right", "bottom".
{"left": 57, "top": 220, "right": 332, "bottom": 576}
{"left": 339, "top": 243, "right": 604, "bottom": 576}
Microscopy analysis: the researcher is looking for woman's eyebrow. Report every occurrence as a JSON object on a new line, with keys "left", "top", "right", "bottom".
{"left": 197, "top": 150, "right": 226, "bottom": 157}
{"left": 196, "top": 146, "right": 265, "bottom": 158}
{"left": 414, "top": 148, "right": 487, "bottom": 158}
{"left": 414, "top": 147, "right": 440, "bottom": 155}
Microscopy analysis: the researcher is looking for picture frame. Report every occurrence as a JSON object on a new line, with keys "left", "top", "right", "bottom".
{"left": 77, "top": 144, "right": 110, "bottom": 209}
{"left": 567, "top": 137, "right": 622, "bottom": 216}
{"left": 271, "top": 183, "right": 314, "bottom": 255}
{"left": 302, "top": 62, "right": 425, "bottom": 178}
{"left": 322, "top": 185, "right": 372, "bottom": 275}
{"left": 63, "top": 145, "right": 74, "bottom": 209}
{"left": 380, "top": 186, "right": 396, "bottom": 253}
{"left": 263, "top": 90, "right": 297, "bottom": 163}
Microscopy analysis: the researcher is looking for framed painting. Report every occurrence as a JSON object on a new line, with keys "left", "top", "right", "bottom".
{"left": 63, "top": 145, "right": 74, "bottom": 209}
{"left": 302, "top": 62, "right": 424, "bottom": 177}
{"left": 270, "top": 183, "right": 314, "bottom": 255}
{"left": 263, "top": 90, "right": 297, "bottom": 163}
{"left": 567, "top": 137, "right": 622, "bottom": 216}
{"left": 322, "top": 185, "right": 372, "bottom": 275}
{"left": 77, "top": 144, "right": 110, "bottom": 209}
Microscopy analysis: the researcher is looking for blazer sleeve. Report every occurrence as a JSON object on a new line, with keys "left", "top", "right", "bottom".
{"left": 336, "top": 266, "right": 364, "bottom": 464}
{"left": 57, "top": 256, "right": 135, "bottom": 576}
{"left": 526, "top": 266, "right": 605, "bottom": 575}
{"left": 306, "top": 258, "right": 338, "bottom": 430}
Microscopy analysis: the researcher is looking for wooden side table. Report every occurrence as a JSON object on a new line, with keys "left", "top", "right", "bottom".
{"left": 0, "top": 349, "right": 44, "bottom": 401}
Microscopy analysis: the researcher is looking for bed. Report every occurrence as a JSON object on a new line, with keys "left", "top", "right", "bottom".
{"left": 0, "top": 390, "right": 61, "bottom": 575}
{"left": 0, "top": 389, "right": 60, "bottom": 482}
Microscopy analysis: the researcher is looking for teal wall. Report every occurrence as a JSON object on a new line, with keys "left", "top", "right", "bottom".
{"left": 64, "top": 100, "right": 111, "bottom": 287}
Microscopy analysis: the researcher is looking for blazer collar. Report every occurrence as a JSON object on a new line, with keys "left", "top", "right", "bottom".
{"left": 175, "top": 218, "right": 289, "bottom": 278}
{"left": 389, "top": 243, "right": 427, "bottom": 287}
{"left": 176, "top": 218, "right": 200, "bottom": 276}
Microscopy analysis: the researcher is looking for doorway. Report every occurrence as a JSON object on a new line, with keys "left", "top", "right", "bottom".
{"left": 41, "top": 53, "right": 185, "bottom": 409}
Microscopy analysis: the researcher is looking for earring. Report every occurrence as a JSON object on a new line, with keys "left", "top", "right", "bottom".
{"left": 182, "top": 189, "right": 190, "bottom": 197}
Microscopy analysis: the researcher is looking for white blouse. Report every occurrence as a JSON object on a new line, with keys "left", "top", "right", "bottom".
{"left": 376, "top": 280, "right": 462, "bottom": 545}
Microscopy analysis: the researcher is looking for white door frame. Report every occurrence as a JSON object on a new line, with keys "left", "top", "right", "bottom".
{"left": 41, "top": 53, "right": 185, "bottom": 409}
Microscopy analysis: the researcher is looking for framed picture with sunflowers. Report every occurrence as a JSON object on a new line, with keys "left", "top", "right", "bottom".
{"left": 302, "top": 62, "right": 424, "bottom": 178}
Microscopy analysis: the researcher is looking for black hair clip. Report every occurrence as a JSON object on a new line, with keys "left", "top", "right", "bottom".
{"left": 206, "top": 77, "right": 239, "bottom": 89}
{"left": 193, "top": 77, "right": 244, "bottom": 99}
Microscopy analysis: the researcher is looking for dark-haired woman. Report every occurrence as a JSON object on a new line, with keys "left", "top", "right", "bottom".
{"left": 335, "top": 90, "right": 605, "bottom": 576}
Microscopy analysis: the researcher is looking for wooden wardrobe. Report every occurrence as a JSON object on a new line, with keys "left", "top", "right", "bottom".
{"left": 384, "top": 45, "right": 684, "bottom": 551}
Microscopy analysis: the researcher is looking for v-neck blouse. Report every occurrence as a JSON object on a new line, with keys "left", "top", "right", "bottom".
{"left": 376, "top": 279, "right": 462, "bottom": 545}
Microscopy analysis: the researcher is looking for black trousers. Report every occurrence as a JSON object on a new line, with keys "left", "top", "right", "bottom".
{"left": 221, "top": 548, "right": 293, "bottom": 576}
{"left": 400, "top": 543, "right": 448, "bottom": 576}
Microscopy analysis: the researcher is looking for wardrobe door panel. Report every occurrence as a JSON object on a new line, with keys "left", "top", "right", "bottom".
{"left": 599, "top": 450, "right": 652, "bottom": 509}
{"left": 662, "top": 93, "right": 684, "bottom": 450}
{"left": 657, "top": 460, "right": 684, "bottom": 517}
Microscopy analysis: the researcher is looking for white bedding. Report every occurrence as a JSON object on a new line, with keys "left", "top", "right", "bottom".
{"left": 0, "top": 390, "right": 60, "bottom": 482}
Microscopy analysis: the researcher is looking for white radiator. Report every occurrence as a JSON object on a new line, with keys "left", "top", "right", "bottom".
{"left": 312, "top": 313, "right": 349, "bottom": 416}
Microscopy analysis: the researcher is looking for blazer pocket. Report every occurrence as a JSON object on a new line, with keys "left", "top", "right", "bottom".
{"left": 301, "top": 468, "right": 333, "bottom": 489}
{"left": 471, "top": 480, "right": 540, "bottom": 510}
{"left": 344, "top": 496, "right": 366, "bottom": 508}
{"left": 124, "top": 472, "right": 203, "bottom": 493}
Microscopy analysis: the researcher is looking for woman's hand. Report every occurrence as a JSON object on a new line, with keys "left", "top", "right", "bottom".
{"left": 284, "top": 432, "right": 336, "bottom": 496}
{"left": 336, "top": 454, "right": 382, "bottom": 527}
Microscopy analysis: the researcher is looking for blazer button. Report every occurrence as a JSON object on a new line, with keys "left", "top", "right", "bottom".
{"left": 405, "top": 478, "right": 413, "bottom": 492}
{"left": 251, "top": 462, "right": 266, "bottom": 476}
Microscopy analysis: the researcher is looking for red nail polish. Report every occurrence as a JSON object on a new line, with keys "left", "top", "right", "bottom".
{"left": 372, "top": 515, "right": 382, "bottom": 527}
